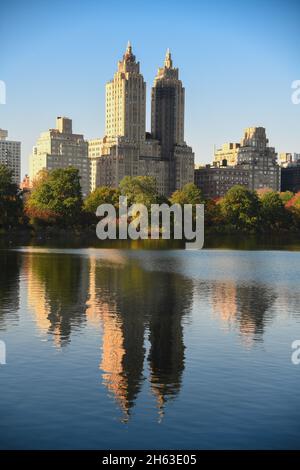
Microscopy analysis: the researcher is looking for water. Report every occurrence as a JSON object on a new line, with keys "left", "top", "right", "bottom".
{"left": 0, "top": 247, "right": 300, "bottom": 449}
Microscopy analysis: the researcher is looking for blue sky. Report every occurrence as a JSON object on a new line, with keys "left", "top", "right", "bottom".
{"left": 1, "top": 0, "right": 299, "bottom": 176}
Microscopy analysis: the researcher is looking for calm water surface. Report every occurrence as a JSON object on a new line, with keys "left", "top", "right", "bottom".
{"left": 0, "top": 248, "right": 300, "bottom": 449}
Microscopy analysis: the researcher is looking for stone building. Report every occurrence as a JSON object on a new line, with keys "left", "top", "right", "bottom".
{"left": 195, "top": 127, "right": 280, "bottom": 199}
{"left": 89, "top": 44, "right": 194, "bottom": 196}
{"left": 29, "top": 117, "right": 90, "bottom": 197}
{"left": 236, "top": 127, "right": 280, "bottom": 191}
{"left": 194, "top": 163, "right": 250, "bottom": 199}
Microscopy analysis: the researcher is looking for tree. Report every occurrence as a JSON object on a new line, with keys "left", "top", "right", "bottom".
{"left": 204, "top": 199, "right": 223, "bottom": 228}
{"left": 84, "top": 186, "right": 120, "bottom": 214}
{"left": 0, "top": 164, "right": 23, "bottom": 228}
{"left": 26, "top": 167, "right": 83, "bottom": 225}
{"left": 170, "top": 183, "right": 203, "bottom": 205}
{"left": 119, "top": 176, "right": 158, "bottom": 208}
{"left": 220, "top": 185, "right": 261, "bottom": 232}
{"left": 286, "top": 192, "right": 300, "bottom": 209}
{"left": 279, "top": 191, "right": 294, "bottom": 205}
{"left": 285, "top": 192, "right": 300, "bottom": 230}
{"left": 260, "top": 191, "right": 287, "bottom": 231}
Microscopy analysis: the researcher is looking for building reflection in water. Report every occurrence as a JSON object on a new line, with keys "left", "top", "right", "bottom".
{"left": 24, "top": 250, "right": 280, "bottom": 420}
{"left": 211, "top": 280, "right": 277, "bottom": 346}
{"left": 25, "top": 251, "right": 89, "bottom": 347}
{"left": 86, "top": 254, "right": 192, "bottom": 421}
{"left": 0, "top": 251, "right": 21, "bottom": 329}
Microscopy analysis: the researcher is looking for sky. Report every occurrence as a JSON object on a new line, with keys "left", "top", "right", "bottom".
{"left": 0, "top": 0, "right": 300, "bottom": 177}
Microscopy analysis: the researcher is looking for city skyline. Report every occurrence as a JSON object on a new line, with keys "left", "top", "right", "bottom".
{"left": 1, "top": 0, "right": 299, "bottom": 178}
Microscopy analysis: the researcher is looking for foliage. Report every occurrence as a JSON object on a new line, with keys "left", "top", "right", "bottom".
{"left": 220, "top": 185, "right": 261, "bottom": 232}
{"left": 286, "top": 192, "right": 300, "bottom": 209}
{"left": 260, "top": 191, "right": 287, "bottom": 231}
{"left": 170, "top": 183, "right": 203, "bottom": 205}
{"left": 119, "top": 176, "right": 158, "bottom": 208}
{"left": 279, "top": 191, "right": 294, "bottom": 205}
{"left": 0, "top": 165, "right": 23, "bottom": 228}
{"left": 26, "top": 167, "right": 83, "bottom": 226}
{"left": 2, "top": 163, "right": 300, "bottom": 236}
{"left": 84, "top": 186, "right": 120, "bottom": 214}
{"left": 204, "top": 199, "right": 223, "bottom": 228}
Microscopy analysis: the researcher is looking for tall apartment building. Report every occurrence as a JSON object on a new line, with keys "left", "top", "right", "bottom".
{"left": 151, "top": 49, "right": 194, "bottom": 194}
{"left": 29, "top": 117, "right": 90, "bottom": 196}
{"left": 195, "top": 127, "right": 280, "bottom": 198}
{"left": 0, "top": 129, "right": 21, "bottom": 184}
{"left": 237, "top": 127, "right": 280, "bottom": 191}
{"left": 89, "top": 44, "right": 194, "bottom": 195}
{"left": 195, "top": 163, "right": 250, "bottom": 199}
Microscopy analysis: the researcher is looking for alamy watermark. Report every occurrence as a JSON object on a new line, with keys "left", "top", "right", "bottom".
{"left": 0, "top": 80, "right": 6, "bottom": 104}
{"left": 96, "top": 196, "right": 204, "bottom": 249}
{"left": 0, "top": 340, "right": 6, "bottom": 365}
{"left": 291, "top": 80, "right": 300, "bottom": 104}
{"left": 291, "top": 340, "right": 300, "bottom": 365}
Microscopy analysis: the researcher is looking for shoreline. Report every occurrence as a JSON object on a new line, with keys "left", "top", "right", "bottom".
{"left": 1, "top": 229, "right": 300, "bottom": 251}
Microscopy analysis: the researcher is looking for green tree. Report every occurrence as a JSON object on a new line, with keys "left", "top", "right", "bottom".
{"left": 260, "top": 191, "right": 287, "bottom": 231}
{"left": 0, "top": 164, "right": 23, "bottom": 228}
{"left": 84, "top": 186, "right": 120, "bottom": 214}
{"left": 170, "top": 183, "right": 203, "bottom": 205}
{"left": 26, "top": 167, "right": 83, "bottom": 225}
{"left": 220, "top": 185, "right": 261, "bottom": 232}
{"left": 119, "top": 176, "right": 158, "bottom": 208}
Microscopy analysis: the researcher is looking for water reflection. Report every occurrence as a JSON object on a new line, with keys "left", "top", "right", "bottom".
{"left": 211, "top": 281, "right": 277, "bottom": 345}
{"left": 86, "top": 255, "right": 192, "bottom": 421}
{"left": 25, "top": 252, "right": 89, "bottom": 347}
{"left": 0, "top": 251, "right": 21, "bottom": 329}
{"left": 0, "top": 249, "right": 294, "bottom": 422}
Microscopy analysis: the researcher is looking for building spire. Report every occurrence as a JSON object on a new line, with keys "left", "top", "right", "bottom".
{"left": 164, "top": 48, "right": 173, "bottom": 68}
{"left": 126, "top": 40, "right": 132, "bottom": 53}
{"left": 123, "top": 40, "right": 135, "bottom": 63}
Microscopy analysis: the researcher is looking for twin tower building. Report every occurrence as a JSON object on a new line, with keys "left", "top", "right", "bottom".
{"left": 90, "top": 42, "right": 194, "bottom": 195}
{"left": 30, "top": 43, "right": 194, "bottom": 197}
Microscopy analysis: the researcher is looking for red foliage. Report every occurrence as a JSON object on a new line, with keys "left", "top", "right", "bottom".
{"left": 25, "top": 206, "right": 59, "bottom": 224}
{"left": 285, "top": 192, "right": 300, "bottom": 208}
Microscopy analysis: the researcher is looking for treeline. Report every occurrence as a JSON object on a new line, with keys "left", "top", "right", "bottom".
{"left": 1, "top": 164, "right": 300, "bottom": 235}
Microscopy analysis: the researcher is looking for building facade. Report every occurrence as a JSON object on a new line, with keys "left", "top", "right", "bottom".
{"left": 29, "top": 117, "right": 90, "bottom": 196}
{"left": 89, "top": 44, "right": 194, "bottom": 196}
{"left": 194, "top": 164, "right": 250, "bottom": 199}
{"left": 237, "top": 127, "right": 280, "bottom": 191}
{"left": 196, "top": 127, "right": 280, "bottom": 198}
{"left": 0, "top": 129, "right": 21, "bottom": 184}
{"left": 281, "top": 164, "right": 300, "bottom": 193}
{"left": 214, "top": 142, "right": 241, "bottom": 167}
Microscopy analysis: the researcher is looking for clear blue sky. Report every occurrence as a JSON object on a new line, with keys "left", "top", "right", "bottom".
{"left": 1, "top": 0, "right": 299, "bottom": 177}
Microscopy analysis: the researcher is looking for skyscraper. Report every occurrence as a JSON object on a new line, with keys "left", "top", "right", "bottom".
{"left": 151, "top": 49, "right": 184, "bottom": 157}
{"left": 105, "top": 42, "right": 146, "bottom": 142}
{"left": 89, "top": 44, "right": 194, "bottom": 195}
